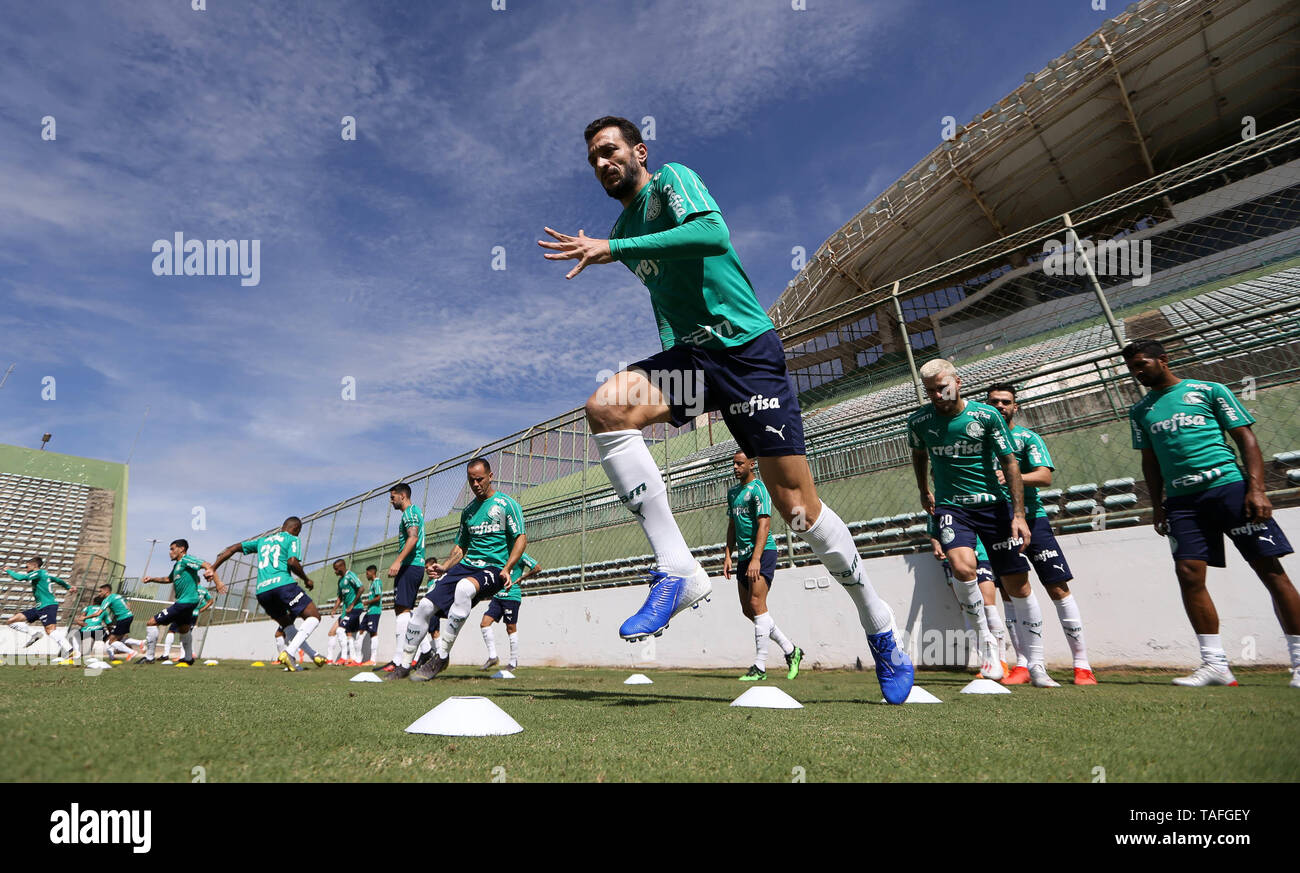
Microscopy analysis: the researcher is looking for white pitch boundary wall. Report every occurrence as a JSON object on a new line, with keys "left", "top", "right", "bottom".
{"left": 199, "top": 507, "right": 1300, "bottom": 670}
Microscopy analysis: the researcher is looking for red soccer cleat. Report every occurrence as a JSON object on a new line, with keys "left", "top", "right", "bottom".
{"left": 1001, "top": 665, "right": 1031, "bottom": 685}
{"left": 1073, "top": 667, "right": 1099, "bottom": 685}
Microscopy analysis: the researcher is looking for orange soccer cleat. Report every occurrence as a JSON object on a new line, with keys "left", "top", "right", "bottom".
{"left": 1073, "top": 667, "right": 1099, "bottom": 685}
{"left": 1001, "top": 665, "right": 1031, "bottom": 685}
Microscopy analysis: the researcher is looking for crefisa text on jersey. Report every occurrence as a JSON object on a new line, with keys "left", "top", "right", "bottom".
{"left": 49, "top": 804, "right": 151, "bottom": 853}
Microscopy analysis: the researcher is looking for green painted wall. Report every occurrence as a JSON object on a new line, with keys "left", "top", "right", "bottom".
{"left": 0, "top": 444, "right": 128, "bottom": 565}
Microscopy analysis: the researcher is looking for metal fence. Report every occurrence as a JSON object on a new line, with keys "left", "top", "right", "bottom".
{"left": 201, "top": 118, "right": 1300, "bottom": 624}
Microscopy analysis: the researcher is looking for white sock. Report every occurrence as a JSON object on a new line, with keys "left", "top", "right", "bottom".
{"left": 983, "top": 605, "right": 1006, "bottom": 662}
{"left": 802, "top": 502, "right": 893, "bottom": 635}
{"left": 418, "top": 634, "right": 433, "bottom": 656}
{"left": 124, "top": 636, "right": 144, "bottom": 648}
{"left": 1052, "top": 595, "right": 1090, "bottom": 668}
{"left": 181, "top": 632, "right": 193, "bottom": 661}
{"left": 394, "top": 612, "right": 411, "bottom": 665}
{"left": 1197, "top": 633, "right": 1230, "bottom": 670}
{"left": 952, "top": 577, "right": 992, "bottom": 650}
{"left": 286, "top": 617, "right": 319, "bottom": 658}
{"left": 11, "top": 621, "right": 31, "bottom": 636}
{"left": 766, "top": 616, "right": 794, "bottom": 656}
{"left": 440, "top": 580, "right": 476, "bottom": 656}
{"left": 752, "top": 613, "right": 773, "bottom": 670}
{"left": 593, "top": 429, "right": 696, "bottom": 576}
{"left": 146, "top": 625, "right": 159, "bottom": 658}
{"left": 482, "top": 625, "right": 498, "bottom": 659}
{"left": 347, "top": 635, "right": 358, "bottom": 662}
{"left": 327, "top": 632, "right": 340, "bottom": 662}
{"left": 274, "top": 633, "right": 286, "bottom": 655}
{"left": 110, "top": 640, "right": 133, "bottom": 656}
{"left": 358, "top": 631, "right": 372, "bottom": 662}
{"left": 1287, "top": 634, "right": 1300, "bottom": 671}
{"left": 508, "top": 631, "right": 519, "bottom": 665}
{"left": 401, "top": 600, "right": 435, "bottom": 665}
{"left": 1010, "top": 594, "right": 1045, "bottom": 669}
{"left": 164, "top": 632, "right": 175, "bottom": 657}
{"left": 1002, "top": 598, "right": 1026, "bottom": 667}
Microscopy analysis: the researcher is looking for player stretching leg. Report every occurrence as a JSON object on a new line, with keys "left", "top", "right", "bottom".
{"left": 540, "top": 116, "right": 912, "bottom": 703}
{"left": 210, "top": 517, "right": 326, "bottom": 671}
{"left": 5, "top": 557, "right": 74, "bottom": 660}
{"left": 480, "top": 551, "right": 540, "bottom": 671}
{"left": 387, "top": 458, "right": 525, "bottom": 681}
{"left": 1124, "top": 340, "right": 1300, "bottom": 687}
{"left": 985, "top": 383, "right": 1096, "bottom": 685}
{"left": 725, "top": 451, "right": 802, "bottom": 681}
{"left": 97, "top": 585, "right": 142, "bottom": 660}
{"left": 928, "top": 515, "right": 1007, "bottom": 677}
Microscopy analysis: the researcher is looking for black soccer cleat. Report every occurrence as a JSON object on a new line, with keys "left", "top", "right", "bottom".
{"left": 412, "top": 654, "right": 449, "bottom": 681}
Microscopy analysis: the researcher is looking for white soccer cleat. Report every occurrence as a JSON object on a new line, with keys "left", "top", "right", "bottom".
{"left": 1028, "top": 665, "right": 1059, "bottom": 687}
{"left": 681, "top": 564, "right": 712, "bottom": 614}
{"left": 1289, "top": 667, "right": 1299, "bottom": 689}
{"left": 979, "top": 639, "right": 1004, "bottom": 682}
{"left": 1171, "top": 664, "right": 1238, "bottom": 687}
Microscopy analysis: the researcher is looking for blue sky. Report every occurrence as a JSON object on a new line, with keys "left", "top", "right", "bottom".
{"left": 0, "top": 0, "right": 1110, "bottom": 574}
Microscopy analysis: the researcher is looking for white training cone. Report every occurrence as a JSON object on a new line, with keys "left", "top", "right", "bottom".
{"left": 350, "top": 672, "right": 383, "bottom": 683}
{"left": 491, "top": 670, "right": 515, "bottom": 679}
{"left": 623, "top": 673, "right": 653, "bottom": 685}
{"left": 203, "top": 659, "right": 219, "bottom": 666}
{"left": 731, "top": 686, "right": 803, "bottom": 709}
{"left": 960, "top": 678, "right": 1012, "bottom": 694}
{"left": 882, "top": 686, "right": 942, "bottom": 704}
{"left": 405, "top": 696, "right": 523, "bottom": 736}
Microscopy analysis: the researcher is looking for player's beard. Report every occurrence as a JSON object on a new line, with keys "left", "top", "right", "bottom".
{"left": 603, "top": 160, "right": 642, "bottom": 201}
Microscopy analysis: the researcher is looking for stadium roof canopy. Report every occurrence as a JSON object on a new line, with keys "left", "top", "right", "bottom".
{"left": 769, "top": 0, "right": 1300, "bottom": 330}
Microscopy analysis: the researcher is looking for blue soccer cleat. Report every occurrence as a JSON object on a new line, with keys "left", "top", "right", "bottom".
{"left": 868, "top": 630, "right": 914, "bottom": 705}
{"left": 619, "top": 567, "right": 711, "bottom": 641}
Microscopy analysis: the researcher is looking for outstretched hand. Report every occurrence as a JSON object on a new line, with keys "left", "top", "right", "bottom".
{"left": 538, "top": 227, "right": 613, "bottom": 279}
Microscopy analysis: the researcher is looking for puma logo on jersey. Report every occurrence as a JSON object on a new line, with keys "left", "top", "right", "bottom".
{"left": 1259, "top": 535, "right": 1275, "bottom": 545}
{"left": 765, "top": 424, "right": 787, "bottom": 439}
{"left": 927, "top": 428, "right": 941, "bottom": 438}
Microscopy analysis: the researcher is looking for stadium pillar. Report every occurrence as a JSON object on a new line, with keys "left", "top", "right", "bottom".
{"left": 1063, "top": 212, "right": 1126, "bottom": 350}
{"left": 891, "top": 282, "right": 926, "bottom": 405}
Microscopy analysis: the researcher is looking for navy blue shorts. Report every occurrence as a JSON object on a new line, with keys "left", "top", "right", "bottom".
{"left": 1024, "top": 515, "right": 1073, "bottom": 586}
{"left": 360, "top": 612, "right": 380, "bottom": 636}
{"left": 485, "top": 597, "right": 520, "bottom": 625}
{"left": 107, "top": 618, "right": 133, "bottom": 638}
{"left": 1164, "top": 480, "right": 1294, "bottom": 568}
{"left": 394, "top": 564, "right": 424, "bottom": 610}
{"left": 153, "top": 601, "right": 197, "bottom": 628}
{"left": 256, "top": 584, "right": 313, "bottom": 624}
{"left": 22, "top": 605, "right": 57, "bottom": 626}
{"left": 424, "top": 563, "right": 503, "bottom": 616}
{"left": 736, "top": 549, "right": 779, "bottom": 586}
{"left": 630, "top": 330, "right": 805, "bottom": 458}
{"left": 341, "top": 608, "right": 363, "bottom": 633}
{"left": 935, "top": 502, "right": 1032, "bottom": 577}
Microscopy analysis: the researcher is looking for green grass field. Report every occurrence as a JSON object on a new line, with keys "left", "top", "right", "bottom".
{"left": 2, "top": 663, "right": 1297, "bottom": 782}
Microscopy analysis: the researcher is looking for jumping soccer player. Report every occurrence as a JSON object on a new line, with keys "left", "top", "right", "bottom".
{"left": 5, "top": 557, "right": 74, "bottom": 659}
{"left": 139, "top": 540, "right": 223, "bottom": 665}
{"left": 539, "top": 115, "right": 912, "bottom": 703}
{"left": 358, "top": 564, "right": 383, "bottom": 665}
{"left": 479, "top": 551, "right": 540, "bottom": 671}
{"left": 95, "top": 584, "right": 142, "bottom": 660}
{"left": 330, "top": 560, "right": 364, "bottom": 665}
{"left": 724, "top": 450, "right": 802, "bottom": 681}
{"left": 387, "top": 458, "right": 525, "bottom": 681}
{"left": 376, "top": 484, "right": 426, "bottom": 673}
{"left": 909, "top": 359, "right": 1056, "bottom": 686}
{"left": 209, "top": 517, "right": 327, "bottom": 671}
{"left": 927, "top": 514, "right": 1008, "bottom": 677}
{"left": 985, "top": 383, "right": 1097, "bottom": 685}
{"left": 1123, "top": 339, "right": 1300, "bottom": 687}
